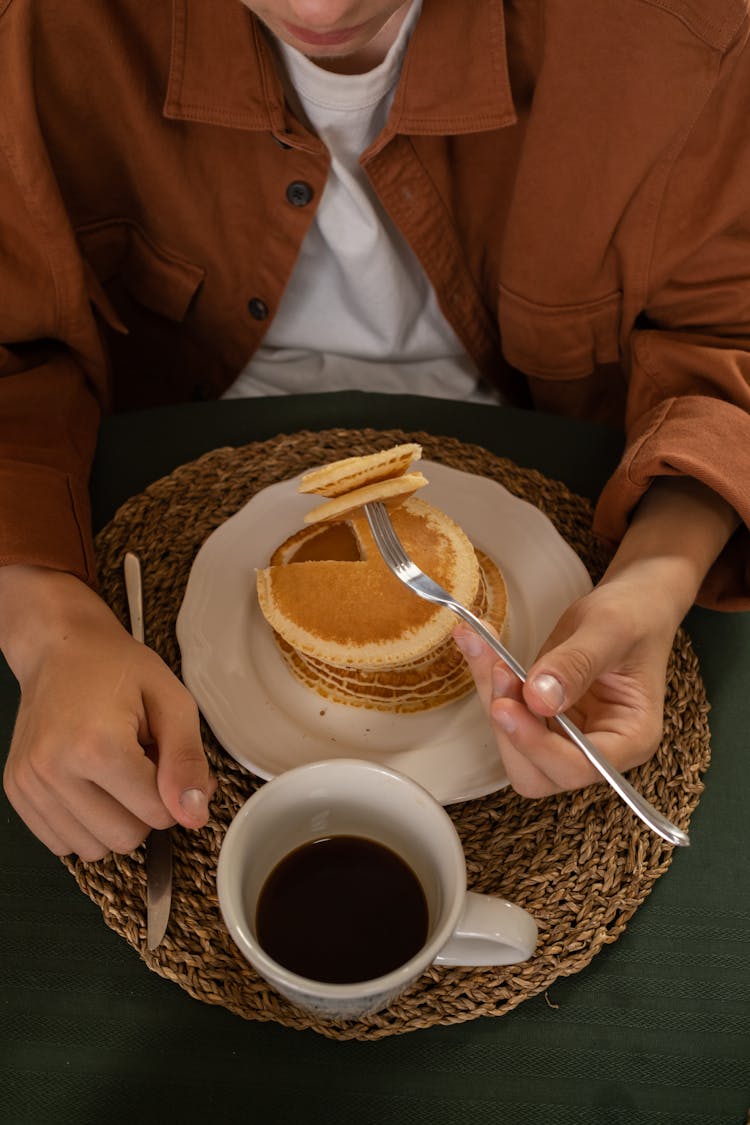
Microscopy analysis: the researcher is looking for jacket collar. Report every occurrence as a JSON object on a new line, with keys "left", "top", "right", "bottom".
{"left": 165, "top": 0, "right": 516, "bottom": 137}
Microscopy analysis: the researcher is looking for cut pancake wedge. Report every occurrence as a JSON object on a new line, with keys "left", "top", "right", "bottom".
{"left": 303, "top": 472, "right": 428, "bottom": 525}
{"left": 299, "top": 443, "right": 422, "bottom": 497}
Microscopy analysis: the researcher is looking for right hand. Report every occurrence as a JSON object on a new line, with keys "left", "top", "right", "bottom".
{"left": 1, "top": 565, "right": 215, "bottom": 861}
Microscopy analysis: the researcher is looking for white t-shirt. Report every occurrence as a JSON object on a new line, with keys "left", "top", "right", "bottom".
{"left": 223, "top": 2, "right": 502, "bottom": 405}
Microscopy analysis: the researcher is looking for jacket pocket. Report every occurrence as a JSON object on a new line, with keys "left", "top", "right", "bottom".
{"left": 76, "top": 218, "right": 205, "bottom": 323}
{"left": 499, "top": 284, "right": 623, "bottom": 379}
{"left": 75, "top": 219, "right": 208, "bottom": 410}
{"left": 499, "top": 285, "right": 627, "bottom": 424}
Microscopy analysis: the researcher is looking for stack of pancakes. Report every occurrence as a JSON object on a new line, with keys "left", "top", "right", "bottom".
{"left": 255, "top": 445, "right": 509, "bottom": 713}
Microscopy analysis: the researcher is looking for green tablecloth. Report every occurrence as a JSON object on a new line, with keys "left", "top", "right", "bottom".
{"left": 2, "top": 393, "right": 748, "bottom": 1125}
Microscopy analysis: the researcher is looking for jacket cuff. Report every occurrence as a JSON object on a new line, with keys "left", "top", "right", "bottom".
{"left": 0, "top": 460, "right": 96, "bottom": 586}
{"left": 593, "top": 396, "right": 750, "bottom": 610}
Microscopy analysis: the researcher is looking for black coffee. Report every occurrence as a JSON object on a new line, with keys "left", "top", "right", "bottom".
{"left": 255, "top": 835, "right": 429, "bottom": 984}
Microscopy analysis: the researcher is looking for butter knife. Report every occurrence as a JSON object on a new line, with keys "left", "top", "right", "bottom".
{"left": 124, "top": 551, "right": 173, "bottom": 950}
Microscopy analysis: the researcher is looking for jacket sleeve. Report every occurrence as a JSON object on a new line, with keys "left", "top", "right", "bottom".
{"left": 0, "top": 24, "right": 109, "bottom": 587}
{"left": 593, "top": 24, "right": 750, "bottom": 611}
{"left": 0, "top": 353, "right": 103, "bottom": 585}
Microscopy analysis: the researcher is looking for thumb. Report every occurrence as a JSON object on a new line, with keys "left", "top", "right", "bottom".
{"left": 145, "top": 687, "right": 214, "bottom": 829}
{"left": 523, "top": 615, "right": 626, "bottom": 718}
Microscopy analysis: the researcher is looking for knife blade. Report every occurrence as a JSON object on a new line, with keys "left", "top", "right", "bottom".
{"left": 123, "top": 551, "right": 173, "bottom": 951}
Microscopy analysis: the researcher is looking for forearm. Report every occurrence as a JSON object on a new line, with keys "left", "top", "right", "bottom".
{"left": 599, "top": 476, "right": 741, "bottom": 629}
{"left": 0, "top": 564, "right": 115, "bottom": 683}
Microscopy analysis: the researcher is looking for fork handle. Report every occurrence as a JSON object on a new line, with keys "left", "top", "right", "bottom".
{"left": 452, "top": 605, "right": 689, "bottom": 848}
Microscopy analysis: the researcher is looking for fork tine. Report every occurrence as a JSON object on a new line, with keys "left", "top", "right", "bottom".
{"left": 380, "top": 506, "right": 410, "bottom": 568}
{"left": 365, "top": 502, "right": 388, "bottom": 554}
{"left": 365, "top": 502, "right": 407, "bottom": 569}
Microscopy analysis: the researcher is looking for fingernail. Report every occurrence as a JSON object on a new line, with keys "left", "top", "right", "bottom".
{"left": 492, "top": 665, "right": 513, "bottom": 698}
{"left": 530, "top": 673, "right": 565, "bottom": 711}
{"left": 180, "top": 787, "right": 208, "bottom": 820}
{"left": 454, "top": 629, "right": 484, "bottom": 658}
{"left": 493, "top": 707, "right": 517, "bottom": 734}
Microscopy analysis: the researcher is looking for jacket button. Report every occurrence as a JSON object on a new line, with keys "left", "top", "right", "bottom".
{"left": 286, "top": 180, "right": 314, "bottom": 207}
{"left": 248, "top": 297, "right": 269, "bottom": 320}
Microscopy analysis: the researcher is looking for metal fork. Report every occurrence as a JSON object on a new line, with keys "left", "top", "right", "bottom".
{"left": 364, "top": 501, "right": 689, "bottom": 847}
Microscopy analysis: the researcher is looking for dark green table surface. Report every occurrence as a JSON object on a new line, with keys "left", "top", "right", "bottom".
{"left": 2, "top": 393, "right": 748, "bottom": 1125}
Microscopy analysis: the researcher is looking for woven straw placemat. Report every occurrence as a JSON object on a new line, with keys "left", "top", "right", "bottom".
{"left": 61, "top": 428, "right": 710, "bottom": 1041}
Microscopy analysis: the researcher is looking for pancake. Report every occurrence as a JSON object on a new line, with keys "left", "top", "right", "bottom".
{"left": 257, "top": 497, "right": 481, "bottom": 670}
{"left": 256, "top": 498, "right": 510, "bottom": 712}
{"left": 273, "top": 548, "right": 509, "bottom": 712}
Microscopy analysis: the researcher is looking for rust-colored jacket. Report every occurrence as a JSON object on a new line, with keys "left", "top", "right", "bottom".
{"left": 1, "top": 0, "right": 749, "bottom": 606}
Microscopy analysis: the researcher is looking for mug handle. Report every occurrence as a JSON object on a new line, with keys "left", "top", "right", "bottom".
{"left": 433, "top": 892, "right": 538, "bottom": 967}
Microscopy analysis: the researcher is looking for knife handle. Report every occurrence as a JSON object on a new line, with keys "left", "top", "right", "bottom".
{"left": 124, "top": 552, "right": 145, "bottom": 644}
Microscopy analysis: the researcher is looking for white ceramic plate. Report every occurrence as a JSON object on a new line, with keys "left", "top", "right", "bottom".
{"left": 176, "top": 461, "right": 592, "bottom": 804}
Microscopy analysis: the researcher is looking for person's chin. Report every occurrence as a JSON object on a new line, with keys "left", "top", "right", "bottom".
{"left": 280, "top": 19, "right": 367, "bottom": 49}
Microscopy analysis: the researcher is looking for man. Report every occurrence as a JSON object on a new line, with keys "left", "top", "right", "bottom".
{"left": 0, "top": 0, "right": 747, "bottom": 860}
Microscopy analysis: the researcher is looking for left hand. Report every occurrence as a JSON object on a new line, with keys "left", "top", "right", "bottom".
{"left": 453, "top": 574, "right": 675, "bottom": 798}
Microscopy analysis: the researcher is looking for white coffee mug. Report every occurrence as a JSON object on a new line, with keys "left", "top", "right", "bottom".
{"left": 217, "top": 758, "right": 538, "bottom": 1020}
